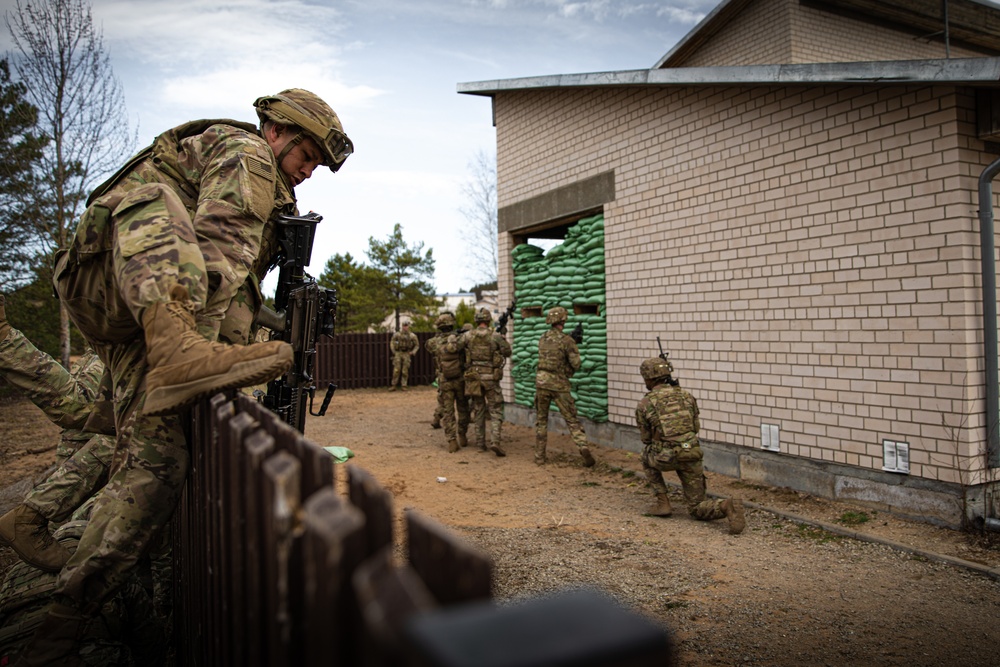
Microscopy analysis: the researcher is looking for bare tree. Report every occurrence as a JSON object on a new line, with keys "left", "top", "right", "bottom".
{"left": 458, "top": 148, "right": 498, "bottom": 285}
{"left": 6, "top": 0, "right": 136, "bottom": 366}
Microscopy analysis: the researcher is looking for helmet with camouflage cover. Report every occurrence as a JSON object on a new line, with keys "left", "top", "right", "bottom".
{"left": 640, "top": 357, "right": 674, "bottom": 383}
{"left": 435, "top": 312, "right": 456, "bottom": 331}
{"left": 254, "top": 88, "right": 353, "bottom": 172}
{"left": 474, "top": 308, "right": 492, "bottom": 324}
{"left": 546, "top": 306, "right": 568, "bottom": 326}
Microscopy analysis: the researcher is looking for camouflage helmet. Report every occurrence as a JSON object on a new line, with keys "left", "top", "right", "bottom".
{"left": 640, "top": 357, "right": 674, "bottom": 383}
{"left": 434, "top": 312, "right": 456, "bottom": 330}
{"left": 254, "top": 88, "right": 354, "bottom": 172}
{"left": 474, "top": 308, "right": 492, "bottom": 324}
{"left": 546, "top": 306, "right": 568, "bottom": 326}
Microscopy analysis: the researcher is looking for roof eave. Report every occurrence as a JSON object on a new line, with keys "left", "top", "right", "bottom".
{"left": 457, "top": 57, "right": 1000, "bottom": 96}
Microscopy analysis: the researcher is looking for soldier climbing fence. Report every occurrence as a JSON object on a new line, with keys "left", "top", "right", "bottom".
{"left": 173, "top": 391, "right": 676, "bottom": 666}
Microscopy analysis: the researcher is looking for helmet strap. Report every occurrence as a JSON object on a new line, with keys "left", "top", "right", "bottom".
{"left": 274, "top": 129, "right": 304, "bottom": 166}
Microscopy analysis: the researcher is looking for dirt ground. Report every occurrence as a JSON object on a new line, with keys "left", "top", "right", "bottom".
{"left": 3, "top": 386, "right": 1000, "bottom": 666}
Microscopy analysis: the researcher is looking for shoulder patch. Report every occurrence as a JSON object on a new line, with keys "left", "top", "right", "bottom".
{"left": 246, "top": 155, "right": 274, "bottom": 181}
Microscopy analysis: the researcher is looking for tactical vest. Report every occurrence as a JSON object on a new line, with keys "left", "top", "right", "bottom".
{"left": 648, "top": 387, "right": 697, "bottom": 444}
{"left": 537, "top": 330, "right": 566, "bottom": 374}
{"left": 466, "top": 328, "right": 495, "bottom": 368}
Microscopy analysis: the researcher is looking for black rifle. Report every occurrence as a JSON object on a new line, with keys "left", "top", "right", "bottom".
{"left": 656, "top": 336, "right": 670, "bottom": 362}
{"left": 255, "top": 212, "right": 337, "bottom": 433}
{"left": 496, "top": 299, "right": 517, "bottom": 335}
{"left": 569, "top": 322, "right": 583, "bottom": 344}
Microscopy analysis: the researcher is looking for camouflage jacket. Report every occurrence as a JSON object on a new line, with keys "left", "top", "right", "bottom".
{"left": 0, "top": 327, "right": 103, "bottom": 431}
{"left": 535, "top": 328, "right": 580, "bottom": 392}
{"left": 635, "top": 384, "right": 700, "bottom": 452}
{"left": 391, "top": 330, "right": 419, "bottom": 355}
{"left": 79, "top": 119, "right": 298, "bottom": 328}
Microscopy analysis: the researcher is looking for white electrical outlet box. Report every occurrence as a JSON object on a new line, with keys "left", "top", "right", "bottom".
{"left": 882, "top": 439, "right": 910, "bottom": 473}
{"left": 761, "top": 423, "right": 780, "bottom": 452}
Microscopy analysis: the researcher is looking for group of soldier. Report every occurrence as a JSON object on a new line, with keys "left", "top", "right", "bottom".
{"left": 0, "top": 80, "right": 742, "bottom": 665}
{"left": 420, "top": 304, "right": 745, "bottom": 536}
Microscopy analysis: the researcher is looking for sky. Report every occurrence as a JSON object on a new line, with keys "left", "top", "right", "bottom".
{"left": 1, "top": 0, "right": 716, "bottom": 296}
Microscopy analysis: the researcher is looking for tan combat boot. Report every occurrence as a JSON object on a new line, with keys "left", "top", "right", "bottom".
{"left": 447, "top": 438, "right": 460, "bottom": 453}
{"left": 722, "top": 497, "right": 746, "bottom": 534}
{"left": 579, "top": 445, "right": 596, "bottom": 467}
{"left": 142, "top": 289, "right": 293, "bottom": 416}
{"left": 645, "top": 493, "right": 673, "bottom": 517}
{"left": 457, "top": 431, "right": 468, "bottom": 448}
{"left": 489, "top": 442, "right": 506, "bottom": 457}
{"left": 0, "top": 504, "right": 70, "bottom": 572}
{"left": 534, "top": 436, "right": 547, "bottom": 465}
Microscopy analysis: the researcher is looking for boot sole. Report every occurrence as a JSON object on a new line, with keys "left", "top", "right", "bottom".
{"left": 143, "top": 349, "right": 293, "bottom": 416}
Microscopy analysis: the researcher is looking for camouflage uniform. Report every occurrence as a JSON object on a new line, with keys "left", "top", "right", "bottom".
{"left": 49, "top": 118, "right": 298, "bottom": 616}
{"left": 0, "top": 328, "right": 114, "bottom": 526}
{"left": 636, "top": 383, "right": 729, "bottom": 521}
{"left": 447, "top": 317, "right": 511, "bottom": 456}
{"left": 389, "top": 326, "right": 419, "bottom": 389}
{"left": 534, "top": 327, "right": 592, "bottom": 465}
{"left": 425, "top": 330, "right": 469, "bottom": 451}
{"left": 0, "top": 502, "right": 167, "bottom": 667}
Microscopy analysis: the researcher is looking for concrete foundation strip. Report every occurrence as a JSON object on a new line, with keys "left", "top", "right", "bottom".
{"left": 646, "top": 476, "right": 1000, "bottom": 582}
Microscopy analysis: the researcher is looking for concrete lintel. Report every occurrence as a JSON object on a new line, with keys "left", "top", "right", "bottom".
{"left": 498, "top": 171, "right": 614, "bottom": 234}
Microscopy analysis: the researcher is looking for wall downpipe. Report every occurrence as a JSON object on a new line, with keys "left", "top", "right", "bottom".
{"left": 978, "top": 157, "right": 1000, "bottom": 470}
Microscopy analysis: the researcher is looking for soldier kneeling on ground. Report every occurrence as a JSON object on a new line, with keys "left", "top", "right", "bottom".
{"left": 635, "top": 356, "right": 745, "bottom": 535}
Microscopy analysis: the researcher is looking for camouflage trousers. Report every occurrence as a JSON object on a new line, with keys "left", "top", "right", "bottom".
{"left": 642, "top": 445, "right": 726, "bottom": 521}
{"left": 469, "top": 379, "right": 504, "bottom": 449}
{"left": 436, "top": 378, "right": 469, "bottom": 442}
{"left": 391, "top": 352, "right": 413, "bottom": 387}
{"left": 24, "top": 433, "right": 114, "bottom": 527}
{"left": 534, "top": 387, "right": 588, "bottom": 457}
{"left": 50, "top": 187, "right": 259, "bottom": 614}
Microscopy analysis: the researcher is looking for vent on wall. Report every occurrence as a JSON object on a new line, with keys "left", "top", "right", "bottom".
{"left": 761, "top": 424, "right": 780, "bottom": 452}
{"left": 882, "top": 439, "right": 910, "bottom": 474}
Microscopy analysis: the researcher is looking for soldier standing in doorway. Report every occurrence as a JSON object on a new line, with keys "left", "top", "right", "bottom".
{"left": 534, "top": 306, "right": 595, "bottom": 467}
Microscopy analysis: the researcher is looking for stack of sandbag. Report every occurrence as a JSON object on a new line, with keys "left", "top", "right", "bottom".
{"left": 509, "top": 214, "right": 607, "bottom": 422}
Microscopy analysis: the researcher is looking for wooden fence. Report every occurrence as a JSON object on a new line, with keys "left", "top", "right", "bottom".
{"left": 173, "top": 391, "right": 676, "bottom": 666}
{"left": 315, "top": 332, "right": 437, "bottom": 389}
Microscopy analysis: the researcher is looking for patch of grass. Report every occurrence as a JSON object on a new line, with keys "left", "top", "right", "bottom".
{"left": 663, "top": 600, "right": 689, "bottom": 610}
{"left": 836, "top": 510, "right": 871, "bottom": 527}
{"left": 621, "top": 470, "right": 636, "bottom": 479}
{"left": 581, "top": 481, "right": 600, "bottom": 487}
{"left": 794, "top": 524, "right": 841, "bottom": 544}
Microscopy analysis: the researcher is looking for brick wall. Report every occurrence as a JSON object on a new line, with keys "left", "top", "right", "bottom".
{"left": 494, "top": 82, "right": 1000, "bottom": 486}
{"left": 677, "top": 0, "right": 985, "bottom": 67}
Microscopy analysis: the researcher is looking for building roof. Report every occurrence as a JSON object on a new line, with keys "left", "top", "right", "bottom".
{"left": 656, "top": 0, "right": 1000, "bottom": 69}
{"left": 457, "top": 56, "right": 1000, "bottom": 97}
{"left": 458, "top": 0, "right": 1000, "bottom": 98}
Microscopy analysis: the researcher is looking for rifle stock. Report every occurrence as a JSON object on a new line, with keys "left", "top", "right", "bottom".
{"left": 257, "top": 212, "right": 338, "bottom": 433}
